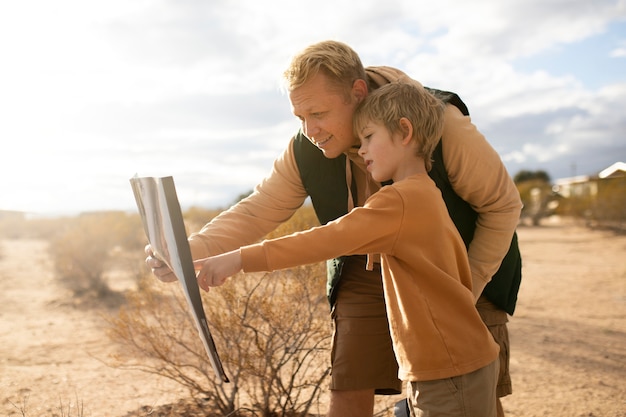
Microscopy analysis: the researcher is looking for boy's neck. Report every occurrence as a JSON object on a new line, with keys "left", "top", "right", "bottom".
{"left": 392, "top": 156, "right": 427, "bottom": 183}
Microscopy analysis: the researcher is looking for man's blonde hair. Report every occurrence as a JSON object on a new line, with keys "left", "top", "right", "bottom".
{"left": 283, "top": 40, "right": 367, "bottom": 96}
{"left": 353, "top": 82, "right": 445, "bottom": 171}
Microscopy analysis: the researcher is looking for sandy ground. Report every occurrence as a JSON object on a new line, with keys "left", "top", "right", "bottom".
{"left": 1, "top": 217, "right": 625, "bottom": 417}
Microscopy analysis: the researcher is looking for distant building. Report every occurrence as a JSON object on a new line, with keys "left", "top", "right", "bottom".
{"left": 553, "top": 174, "right": 597, "bottom": 199}
{"left": 553, "top": 161, "right": 625, "bottom": 198}
{"left": 552, "top": 162, "right": 625, "bottom": 227}
{"left": 599, "top": 162, "right": 626, "bottom": 179}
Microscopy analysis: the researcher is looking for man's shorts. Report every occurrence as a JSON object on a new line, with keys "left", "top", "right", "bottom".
{"left": 329, "top": 256, "right": 402, "bottom": 394}
{"left": 476, "top": 295, "right": 513, "bottom": 398}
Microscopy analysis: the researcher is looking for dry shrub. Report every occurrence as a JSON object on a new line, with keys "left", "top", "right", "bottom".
{"left": 108, "top": 264, "right": 329, "bottom": 416}
{"left": 182, "top": 206, "right": 222, "bottom": 232}
{"left": 516, "top": 178, "right": 555, "bottom": 225}
{"left": 591, "top": 176, "right": 626, "bottom": 226}
{"left": 107, "top": 205, "right": 331, "bottom": 416}
{"left": 48, "top": 211, "right": 144, "bottom": 302}
{"left": 554, "top": 176, "right": 626, "bottom": 229}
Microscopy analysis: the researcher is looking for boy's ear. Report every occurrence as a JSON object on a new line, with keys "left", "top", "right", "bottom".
{"left": 399, "top": 117, "right": 413, "bottom": 145}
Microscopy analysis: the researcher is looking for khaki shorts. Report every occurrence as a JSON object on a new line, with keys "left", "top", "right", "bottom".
{"left": 407, "top": 359, "right": 499, "bottom": 417}
{"left": 329, "top": 256, "right": 402, "bottom": 394}
{"left": 477, "top": 295, "right": 513, "bottom": 398}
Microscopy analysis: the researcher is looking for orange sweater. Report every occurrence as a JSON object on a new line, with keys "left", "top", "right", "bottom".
{"left": 240, "top": 174, "right": 500, "bottom": 381}
{"left": 188, "top": 67, "right": 522, "bottom": 299}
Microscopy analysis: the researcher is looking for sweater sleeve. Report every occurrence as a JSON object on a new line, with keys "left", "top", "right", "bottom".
{"left": 441, "top": 105, "right": 523, "bottom": 299}
{"left": 188, "top": 136, "right": 309, "bottom": 260}
{"left": 240, "top": 188, "right": 403, "bottom": 273}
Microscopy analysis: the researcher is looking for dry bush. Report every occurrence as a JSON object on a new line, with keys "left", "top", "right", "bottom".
{"left": 554, "top": 176, "right": 626, "bottom": 229}
{"left": 591, "top": 176, "right": 626, "bottom": 226}
{"left": 107, "top": 205, "right": 331, "bottom": 416}
{"left": 265, "top": 205, "right": 321, "bottom": 239}
{"left": 107, "top": 264, "right": 329, "bottom": 416}
{"left": 516, "top": 179, "right": 555, "bottom": 225}
{"left": 182, "top": 206, "right": 222, "bottom": 232}
{"left": 211, "top": 266, "right": 330, "bottom": 416}
{"left": 7, "top": 393, "right": 85, "bottom": 417}
{"left": 48, "top": 211, "right": 144, "bottom": 302}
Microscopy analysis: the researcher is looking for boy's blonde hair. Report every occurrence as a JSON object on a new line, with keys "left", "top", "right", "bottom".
{"left": 283, "top": 40, "right": 367, "bottom": 97}
{"left": 353, "top": 82, "right": 445, "bottom": 171}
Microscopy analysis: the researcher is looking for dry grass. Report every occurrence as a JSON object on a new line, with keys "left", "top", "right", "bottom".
{"left": 1, "top": 215, "right": 625, "bottom": 416}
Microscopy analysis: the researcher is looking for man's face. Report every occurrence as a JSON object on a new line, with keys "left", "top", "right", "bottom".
{"left": 289, "top": 72, "right": 364, "bottom": 159}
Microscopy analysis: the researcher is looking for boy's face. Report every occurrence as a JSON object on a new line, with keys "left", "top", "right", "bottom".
{"left": 289, "top": 72, "right": 366, "bottom": 159}
{"left": 357, "top": 121, "right": 405, "bottom": 183}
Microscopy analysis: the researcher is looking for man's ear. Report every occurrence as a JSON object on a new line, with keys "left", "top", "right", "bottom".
{"left": 352, "top": 79, "right": 368, "bottom": 102}
{"left": 399, "top": 117, "right": 413, "bottom": 145}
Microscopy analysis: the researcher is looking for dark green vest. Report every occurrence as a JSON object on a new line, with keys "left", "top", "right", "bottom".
{"left": 293, "top": 88, "right": 522, "bottom": 315}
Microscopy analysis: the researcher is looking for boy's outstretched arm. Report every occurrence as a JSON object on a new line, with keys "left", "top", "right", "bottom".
{"left": 194, "top": 249, "right": 243, "bottom": 291}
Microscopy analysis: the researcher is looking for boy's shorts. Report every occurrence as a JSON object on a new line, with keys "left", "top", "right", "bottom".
{"left": 407, "top": 359, "right": 499, "bottom": 417}
{"left": 329, "top": 256, "right": 402, "bottom": 394}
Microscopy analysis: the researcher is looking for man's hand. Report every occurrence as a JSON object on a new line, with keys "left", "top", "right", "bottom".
{"left": 194, "top": 249, "right": 243, "bottom": 292}
{"left": 144, "top": 244, "right": 177, "bottom": 283}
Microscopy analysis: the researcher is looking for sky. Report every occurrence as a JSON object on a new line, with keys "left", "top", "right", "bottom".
{"left": 1, "top": 0, "right": 625, "bottom": 216}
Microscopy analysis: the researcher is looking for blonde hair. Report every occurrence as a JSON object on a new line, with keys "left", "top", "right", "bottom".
{"left": 353, "top": 82, "right": 445, "bottom": 171}
{"left": 283, "top": 40, "right": 367, "bottom": 97}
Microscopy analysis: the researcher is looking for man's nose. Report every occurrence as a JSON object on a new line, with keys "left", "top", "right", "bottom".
{"left": 303, "top": 119, "right": 319, "bottom": 139}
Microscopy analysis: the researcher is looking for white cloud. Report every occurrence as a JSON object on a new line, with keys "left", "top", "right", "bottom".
{"left": 0, "top": 0, "right": 624, "bottom": 214}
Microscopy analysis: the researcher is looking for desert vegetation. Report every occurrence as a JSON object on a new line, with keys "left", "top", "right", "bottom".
{"left": 104, "top": 205, "right": 334, "bottom": 416}
{"left": 514, "top": 169, "right": 626, "bottom": 229}
{"left": 2, "top": 204, "right": 337, "bottom": 416}
{"left": 1, "top": 171, "right": 624, "bottom": 416}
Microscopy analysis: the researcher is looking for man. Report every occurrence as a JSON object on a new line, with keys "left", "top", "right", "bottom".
{"left": 146, "top": 40, "right": 522, "bottom": 417}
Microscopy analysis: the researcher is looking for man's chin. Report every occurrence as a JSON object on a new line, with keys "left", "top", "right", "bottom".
{"left": 321, "top": 150, "right": 343, "bottom": 159}
{"left": 319, "top": 147, "right": 344, "bottom": 159}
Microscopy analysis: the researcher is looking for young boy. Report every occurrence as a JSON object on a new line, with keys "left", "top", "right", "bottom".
{"left": 195, "top": 81, "right": 500, "bottom": 416}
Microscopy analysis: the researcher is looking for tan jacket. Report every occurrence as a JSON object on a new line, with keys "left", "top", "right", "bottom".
{"left": 189, "top": 66, "right": 522, "bottom": 298}
{"left": 239, "top": 174, "right": 500, "bottom": 381}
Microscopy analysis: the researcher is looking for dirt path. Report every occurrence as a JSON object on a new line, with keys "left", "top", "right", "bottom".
{"left": 1, "top": 217, "right": 625, "bottom": 416}
{"left": 0, "top": 239, "right": 185, "bottom": 417}
{"left": 501, "top": 218, "right": 626, "bottom": 416}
